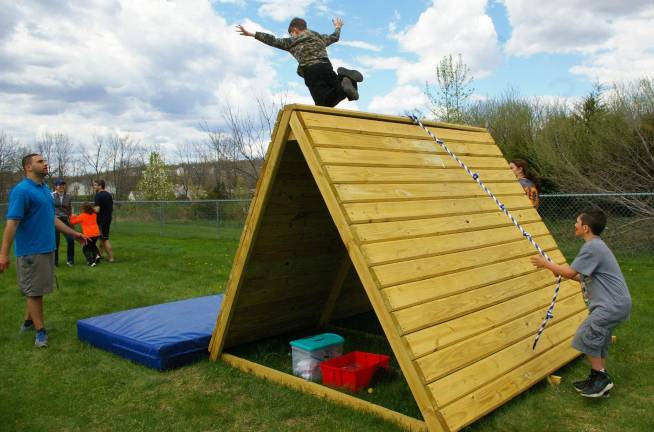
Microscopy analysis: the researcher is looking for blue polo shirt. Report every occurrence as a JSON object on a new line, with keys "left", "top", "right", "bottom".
{"left": 6, "top": 178, "right": 56, "bottom": 256}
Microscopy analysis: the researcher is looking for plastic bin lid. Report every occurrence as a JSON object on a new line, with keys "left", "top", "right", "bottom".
{"left": 290, "top": 333, "right": 344, "bottom": 351}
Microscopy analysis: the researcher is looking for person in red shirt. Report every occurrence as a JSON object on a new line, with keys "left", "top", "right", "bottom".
{"left": 70, "top": 203, "right": 101, "bottom": 267}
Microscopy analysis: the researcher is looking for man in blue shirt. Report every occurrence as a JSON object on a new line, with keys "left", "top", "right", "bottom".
{"left": 0, "top": 154, "right": 87, "bottom": 348}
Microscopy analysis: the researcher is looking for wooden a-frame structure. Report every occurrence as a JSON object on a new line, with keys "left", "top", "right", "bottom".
{"left": 209, "top": 104, "right": 586, "bottom": 431}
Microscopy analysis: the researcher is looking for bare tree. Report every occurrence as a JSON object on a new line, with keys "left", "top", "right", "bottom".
{"left": 426, "top": 54, "right": 474, "bottom": 124}
{"left": 105, "top": 133, "right": 145, "bottom": 199}
{"left": 80, "top": 133, "right": 110, "bottom": 177}
{"left": 35, "top": 132, "right": 75, "bottom": 179}
{"left": 0, "top": 132, "right": 26, "bottom": 201}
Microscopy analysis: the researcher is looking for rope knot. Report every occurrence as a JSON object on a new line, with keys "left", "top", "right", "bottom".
{"left": 472, "top": 173, "right": 479, "bottom": 180}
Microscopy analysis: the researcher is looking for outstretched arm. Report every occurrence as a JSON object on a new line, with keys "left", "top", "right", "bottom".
{"left": 238, "top": 24, "right": 293, "bottom": 51}
{"left": 236, "top": 24, "right": 255, "bottom": 37}
{"left": 531, "top": 255, "right": 581, "bottom": 280}
{"left": 322, "top": 17, "right": 342, "bottom": 45}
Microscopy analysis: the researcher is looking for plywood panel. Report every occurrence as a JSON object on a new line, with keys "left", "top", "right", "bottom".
{"left": 308, "top": 129, "right": 500, "bottom": 152}
{"left": 335, "top": 182, "right": 524, "bottom": 203}
{"left": 373, "top": 235, "right": 559, "bottom": 288}
{"left": 363, "top": 222, "right": 549, "bottom": 265}
{"left": 327, "top": 165, "right": 515, "bottom": 184}
{"left": 404, "top": 280, "right": 580, "bottom": 359}
{"left": 317, "top": 147, "right": 509, "bottom": 169}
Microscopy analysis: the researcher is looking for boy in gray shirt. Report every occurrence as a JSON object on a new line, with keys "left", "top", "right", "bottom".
{"left": 532, "top": 208, "right": 631, "bottom": 398}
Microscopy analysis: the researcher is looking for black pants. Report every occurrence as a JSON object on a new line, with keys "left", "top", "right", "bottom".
{"left": 82, "top": 237, "right": 100, "bottom": 265}
{"left": 55, "top": 217, "right": 74, "bottom": 265}
{"left": 303, "top": 62, "right": 356, "bottom": 107}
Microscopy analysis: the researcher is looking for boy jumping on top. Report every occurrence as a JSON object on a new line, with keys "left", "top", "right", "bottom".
{"left": 236, "top": 17, "right": 363, "bottom": 107}
{"left": 531, "top": 208, "right": 632, "bottom": 398}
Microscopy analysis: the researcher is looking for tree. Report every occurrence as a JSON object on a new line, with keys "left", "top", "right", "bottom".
{"left": 137, "top": 152, "right": 175, "bottom": 200}
{"left": 426, "top": 54, "right": 474, "bottom": 124}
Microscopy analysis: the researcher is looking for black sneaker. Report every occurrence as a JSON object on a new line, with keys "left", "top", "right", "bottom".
{"left": 341, "top": 77, "right": 359, "bottom": 101}
{"left": 337, "top": 67, "right": 364, "bottom": 83}
{"left": 580, "top": 370, "right": 613, "bottom": 398}
{"left": 573, "top": 369, "right": 595, "bottom": 392}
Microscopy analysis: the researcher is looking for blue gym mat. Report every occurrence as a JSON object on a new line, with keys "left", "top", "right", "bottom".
{"left": 77, "top": 295, "right": 224, "bottom": 370}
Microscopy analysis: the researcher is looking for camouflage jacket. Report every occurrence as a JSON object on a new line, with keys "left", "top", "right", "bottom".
{"left": 254, "top": 28, "right": 340, "bottom": 76}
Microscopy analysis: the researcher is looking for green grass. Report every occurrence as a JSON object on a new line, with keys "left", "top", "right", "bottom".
{"left": 1, "top": 225, "right": 653, "bottom": 432}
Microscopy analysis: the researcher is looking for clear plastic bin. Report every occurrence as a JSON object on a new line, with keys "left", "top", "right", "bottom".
{"left": 290, "top": 333, "right": 344, "bottom": 381}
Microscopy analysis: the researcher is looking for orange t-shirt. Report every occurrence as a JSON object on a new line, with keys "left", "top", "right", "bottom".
{"left": 70, "top": 213, "right": 100, "bottom": 237}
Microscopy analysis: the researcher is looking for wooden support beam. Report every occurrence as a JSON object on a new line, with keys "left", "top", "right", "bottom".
{"left": 221, "top": 353, "right": 428, "bottom": 432}
{"left": 318, "top": 252, "right": 352, "bottom": 327}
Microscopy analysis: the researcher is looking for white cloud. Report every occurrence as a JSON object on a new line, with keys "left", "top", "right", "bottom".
{"left": 503, "top": 1, "right": 654, "bottom": 83}
{"left": 358, "top": 56, "right": 407, "bottom": 71}
{"left": 367, "top": 85, "right": 430, "bottom": 116}
{"left": 339, "top": 40, "right": 382, "bottom": 52}
{"left": 257, "top": 0, "right": 316, "bottom": 22}
{"left": 394, "top": 0, "right": 502, "bottom": 84}
{"left": 0, "top": 0, "right": 284, "bottom": 150}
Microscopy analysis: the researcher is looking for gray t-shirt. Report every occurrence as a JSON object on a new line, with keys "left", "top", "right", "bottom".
{"left": 571, "top": 238, "right": 631, "bottom": 315}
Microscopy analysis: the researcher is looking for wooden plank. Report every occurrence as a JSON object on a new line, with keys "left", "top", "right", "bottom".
{"left": 393, "top": 267, "right": 563, "bottom": 331}
{"left": 235, "top": 272, "right": 337, "bottom": 308}
{"left": 209, "top": 108, "right": 292, "bottom": 360}
{"left": 345, "top": 195, "right": 531, "bottom": 224}
{"left": 439, "top": 337, "right": 579, "bottom": 431}
{"left": 429, "top": 311, "right": 586, "bottom": 408}
{"left": 290, "top": 112, "right": 449, "bottom": 432}
{"left": 327, "top": 165, "right": 515, "bottom": 184}
{"left": 245, "top": 253, "right": 341, "bottom": 280}
{"left": 299, "top": 111, "right": 493, "bottom": 143}
{"left": 308, "top": 128, "right": 500, "bottom": 152}
{"left": 416, "top": 294, "right": 586, "bottom": 383}
{"left": 335, "top": 182, "right": 524, "bottom": 203}
{"left": 354, "top": 208, "right": 541, "bottom": 243}
{"left": 363, "top": 222, "right": 549, "bottom": 265}
{"left": 404, "top": 280, "right": 581, "bottom": 359}
{"left": 290, "top": 103, "right": 487, "bottom": 133}
{"left": 383, "top": 251, "right": 566, "bottom": 311}
{"left": 373, "top": 235, "right": 559, "bottom": 288}
{"left": 221, "top": 354, "right": 429, "bottom": 432}
{"left": 319, "top": 253, "right": 353, "bottom": 326}
{"left": 317, "top": 147, "right": 509, "bottom": 169}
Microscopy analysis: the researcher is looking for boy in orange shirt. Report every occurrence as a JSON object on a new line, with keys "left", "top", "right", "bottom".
{"left": 70, "top": 203, "right": 101, "bottom": 266}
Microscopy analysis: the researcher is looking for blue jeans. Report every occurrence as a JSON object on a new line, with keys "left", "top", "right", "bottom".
{"left": 55, "top": 217, "right": 75, "bottom": 265}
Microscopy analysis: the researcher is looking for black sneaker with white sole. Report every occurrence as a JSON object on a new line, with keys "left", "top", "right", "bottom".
{"left": 580, "top": 370, "right": 613, "bottom": 398}
{"left": 337, "top": 67, "right": 364, "bottom": 83}
{"left": 341, "top": 77, "right": 359, "bottom": 101}
{"left": 573, "top": 369, "right": 595, "bottom": 392}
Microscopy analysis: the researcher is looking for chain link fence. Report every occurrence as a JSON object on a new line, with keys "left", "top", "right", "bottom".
{"left": 539, "top": 193, "right": 653, "bottom": 256}
{"left": 1, "top": 194, "right": 652, "bottom": 255}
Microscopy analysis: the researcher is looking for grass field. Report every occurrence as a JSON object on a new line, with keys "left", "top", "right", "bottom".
{"left": 1, "top": 223, "right": 652, "bottom": 432}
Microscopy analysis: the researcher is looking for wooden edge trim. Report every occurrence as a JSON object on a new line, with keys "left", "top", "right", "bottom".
{"left": 284, "top": 104, "right": 488, "bottom": 133}
{"left": 208, "top": 109, "right": 293, "bottom": 360}
{"left": 221, "top": 353, "right": 428, "bottom": 432}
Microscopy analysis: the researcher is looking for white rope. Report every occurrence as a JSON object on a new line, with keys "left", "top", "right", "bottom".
{"left": 408, "top": 115, "right": 561, "bottom": 350}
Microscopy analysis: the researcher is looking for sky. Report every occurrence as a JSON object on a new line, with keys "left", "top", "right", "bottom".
{"left": 1, "top": 0, "right": 653, "bottom": 156}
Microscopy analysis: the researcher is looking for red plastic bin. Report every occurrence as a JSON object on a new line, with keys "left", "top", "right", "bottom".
{"left": 320, "top": 351, "right": 390, "bottom": 392}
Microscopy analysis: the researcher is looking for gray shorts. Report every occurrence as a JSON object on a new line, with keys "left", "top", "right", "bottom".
{"left": 16, "top": 252, "right": 55, "bottom": 297}
{"left": 572, "top": 308, "right": 628, "bottom": 358}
